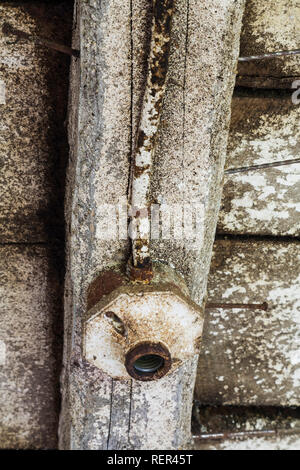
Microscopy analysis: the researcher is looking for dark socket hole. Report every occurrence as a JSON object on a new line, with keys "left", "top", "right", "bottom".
{"left": 133, "top": 354, "right": 164, "bottom": 375}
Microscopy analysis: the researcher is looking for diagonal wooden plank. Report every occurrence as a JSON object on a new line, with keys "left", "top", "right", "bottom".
{"left": 60, "top": 0, "right": 245, "bottom": 449}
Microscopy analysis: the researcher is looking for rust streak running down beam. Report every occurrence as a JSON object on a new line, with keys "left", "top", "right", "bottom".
{"left": 129, "top": 0, "right": 174, "bottom": 271}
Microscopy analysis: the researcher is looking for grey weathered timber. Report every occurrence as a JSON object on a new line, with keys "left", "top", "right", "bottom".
{"left": 0, "top": 2, "right": 72, "bottom": 243}
{"left": 195, "top": 239, "right": 300, "bottom": 407}
{"left": 218, "top": 90, "right": 300, "bottom": 236}
{"left": 149, "top": 0, "right": 245, "bottom": 304}
{"left": 60, "top": 0, "right": 245, "bottom": 450}
{"left": 193, "top": 405, "right": 300, "bottom": 450}
{"left": 0, "top": 246, "right": 62, "bottom": 449}
{"left": 129, "top": 0, "right": 174, "bottom": 269}
{"left": 0, "top": 2, "right": 70, "bottom": 449}
{"left": 194, "top": 433, "right": 300, "bottom": 450}
{"left": 237, "top": 0, "right": 300, "bottom": 88}
{"left": 193, "top": 405, "right": 300, "bottom": 435}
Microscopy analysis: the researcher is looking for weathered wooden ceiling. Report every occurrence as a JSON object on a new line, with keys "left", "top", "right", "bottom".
{"left": 0, "top": 0, "right": 299, "bottom": 450}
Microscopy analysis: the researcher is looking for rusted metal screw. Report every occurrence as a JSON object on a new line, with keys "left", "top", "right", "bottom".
{"left": 104, "top": 311, "right": 125, "bottom": 335}
{"left": 133, "top": 355, "right": 164, "bottom": 374}
{"left": 125, "top": 341, "right": 172, "bottom": 381}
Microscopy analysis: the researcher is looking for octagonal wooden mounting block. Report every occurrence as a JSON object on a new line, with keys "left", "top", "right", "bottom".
{"left": 83, "top": 263, "right": 204, "bottom": 381}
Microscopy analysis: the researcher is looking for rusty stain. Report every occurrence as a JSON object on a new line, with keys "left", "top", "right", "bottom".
{"left": 127, "top": 257, "right": 154, "bottom": 283}
{"left": 125, "top": 341, "right": 171, "bottom": 381}
{"left": 133, "top": 164, "right": 151, "bottom": 178}
{"left": 129, "top": 0, "right": 174, "bottom": 268}
{"left": 87, "top": 270, "right": 125, "bottom": 310}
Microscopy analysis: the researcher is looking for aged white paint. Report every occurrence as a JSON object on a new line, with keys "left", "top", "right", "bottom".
{"left": 130, "top": 1, "right": 173, "bottom": 267}
{"left": 0, "top": 340, "right": 6, "bottom": 366}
